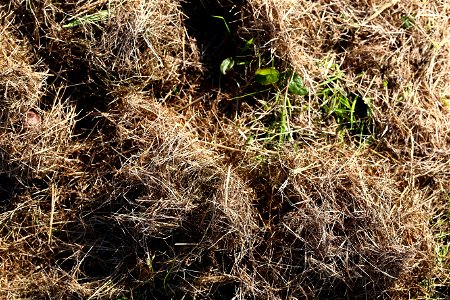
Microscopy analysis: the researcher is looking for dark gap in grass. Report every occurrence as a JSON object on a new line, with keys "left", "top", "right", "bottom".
{"left": 246, "top": 168, "right": 298, "bottom": 229}
{"left": 179, "top": 1, "right": 291, "bottom": 123}
{"left": 29, "top": 177, "right": 50, "bottom": 197}
{"left": 130, "top": 282, "right": 182, "bottom": 300}
{"left": 0, "top": 100, "right": 10, "bottom": 128}
{"left": 75, "top": 142, "right": 121, "bottom": 178}
{"left": 179, "top": 0, "right": 272, "bottom": 118}
{"left": 0, "top": 150, "right": 52, "bottom": 211}
{"left": 333, "top": 29, "right": 355, "bottom": 54}
{"left": 54, "top": 214, "right": 135, "bottom": 281}
{"left": 319, "top": 18, "right": 356, "bottom": 54}
{"left": 350, "top": 93, "right": 375, "bottom": 140}
{"left": 416, "top": 174, "right": 436, "bottom": 189}
{"left": 43, "top": 64, "right": 117, "bottom": 139}
{"left": 211, "top": 281, "right": 240, "bottom": 299}
{"left": 0, "top": 149, "right": 16, "bottom": 209}
{"left": 180, "top": 0, "right": 245, "bottom": 89}
{"left": 435, "top": 281, "right": 450, "bottom": 297}
{"left": 255, "top": 182, "right": 281, "bottom": 225}
{"left": 0, "top": 173, "right": 15, "bottom": 210}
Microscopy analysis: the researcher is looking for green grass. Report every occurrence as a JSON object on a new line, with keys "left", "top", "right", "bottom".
{"left": 317, "top": 63, "right": 373, "bottom": 142}
{"left": 63, "top": 10, "right": 111, "bottom": 28}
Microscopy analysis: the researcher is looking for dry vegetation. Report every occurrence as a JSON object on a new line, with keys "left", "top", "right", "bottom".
{"left": 0, "top": 0, "right": 449, "bottom": 299}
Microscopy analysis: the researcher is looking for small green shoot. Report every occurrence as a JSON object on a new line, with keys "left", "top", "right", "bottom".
{"left": 279, "top": 91, "right": 293, "bottom": 143}
{"left": 318, "top": 63, "right": 372, "bottom": 141}
{"left": 146, "top": 252, "right": 155, "bottom": 276}
{"left": 63, "top": 10, "right": 111, "bottom": 28}
{"left": 211, "top": 15, "right": 230, "bottom": 33}
{"left": 219, "top": 39, "right": 253, "bottom": 75}
{"left": 423, "top": 194, "right": 450, "bottom": 299}
{"left": 242, "top": 38, "right": 254, "bottom": 52}
{"left": 220, "top": 57, "right": 235, "bottom": 75}
{"left": 255, "top": 68, "right": 280, "bottom": 85}
{"left": 251, "top": 67, "right": 308, "bottom": 146}
{"left": 436, "top": 242, "right": 449, "bottom": 267}
{"left": 163, "top": 260, "right": 176, "bottom": 291}
{"left": 217, "top": 38, "right": 307, "bottom": 147}
{"left": 401, "top": 14, "right": 415, "bottom": 30}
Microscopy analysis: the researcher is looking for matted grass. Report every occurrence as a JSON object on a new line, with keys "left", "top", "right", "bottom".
{"left": 0, "top": 0, "right": 449, "bottom": 299}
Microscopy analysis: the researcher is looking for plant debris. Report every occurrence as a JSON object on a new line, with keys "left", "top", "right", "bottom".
{"left": 0, "top": 0, "right": 449, "bottom": 299}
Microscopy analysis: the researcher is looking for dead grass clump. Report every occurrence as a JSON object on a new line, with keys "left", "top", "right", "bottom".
{"left": 107, "top": 94, "right": 260, "bottom": 297}
{"left": 0, "top": 15, "right": 46, "bottom": 129}
{"left": 0, "top": 11, "right": 74, "bottom": 207}
{"left": 5, "top": 0, "right": 199, "bottom": 93}
{"left": 0, "top": 19, "right": 87, "bottom": 296}
{"left": 1, "top": 0, "right": 449, "bottom": 299}
{"left": 245, "top": 145, "right": 436, "bottom": 298}
{"left": 95, "top": 0, "right": 196, "bottom": 84}
{"left": 112, "top": 93, "right": 259, "bottom": 241}
{"left": 1, "top": 89, "right": 261, "bottom": 298}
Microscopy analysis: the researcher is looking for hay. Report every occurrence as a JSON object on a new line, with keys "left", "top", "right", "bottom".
{"left": 1, "top": 0, "right": 449, "bottom": 299}
{"left": 250, "top": 146, "right": 436, "bottom": 298}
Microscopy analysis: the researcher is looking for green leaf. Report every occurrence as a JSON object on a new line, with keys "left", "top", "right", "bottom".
{"left": 220, "top": 57, "right": 235, "bottom": 75}
{"left": 242, "top": 38, "right": 254, "bottom": 52}
{"left": 255, "top": 68, "right": 280, "bottom": 85}
{"left": 288, "top": 72, "right": 308, "bottom": 95}
{"left": 63, "top": 10, "right": 110, "bottom": 28}
{"left": 211, "top": 15, "right": 230, "bottom": 33}
{"left": 401, "top": 14, "right": 415, "bottom": 30}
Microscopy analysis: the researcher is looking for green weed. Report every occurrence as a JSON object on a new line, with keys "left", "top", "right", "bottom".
{"left": 220, "top": 38, "right": 255, "bottom": 76}
{"left": 220, "top": 57, "right": 235, "bottom": 75}
{"left": 211, "top": 15, "right": 231, "bottom": 33}
{"left": 401, "top": 14, "right": 415, "bottom": 30}
{"left": 63, "top": 10, "right": 111, "bottom": 28}
{"left": 163, "top": 260, "right": 176, "bottom": 292}
{"left": 317, "top": 63, "right": 373, "bottom": 142}
{"left": 219, "top": 39, "right": 308, "bottom": 147}
{"left": 254, "top": 68, "right": 308, "bottom": 145}
{"left": 255, "top": 68, "right": 280, "bottom": 85}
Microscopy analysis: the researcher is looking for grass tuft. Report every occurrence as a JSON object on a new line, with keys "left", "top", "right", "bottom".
{"left": 0, "top": 0, "right": 449, "bottom": 298}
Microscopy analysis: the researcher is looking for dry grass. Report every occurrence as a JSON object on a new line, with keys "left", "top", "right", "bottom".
{"left": 0, "top": 0, "right": 449, "bottom": 299}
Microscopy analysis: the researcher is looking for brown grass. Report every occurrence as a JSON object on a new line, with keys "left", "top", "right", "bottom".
{"left": 0, "top": 0, "right": 449, "bottom": 299}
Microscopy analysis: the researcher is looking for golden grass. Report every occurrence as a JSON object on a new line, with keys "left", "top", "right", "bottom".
{"left": 0, "top": 0, "right": 449, "bottom": 299}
